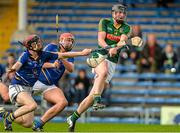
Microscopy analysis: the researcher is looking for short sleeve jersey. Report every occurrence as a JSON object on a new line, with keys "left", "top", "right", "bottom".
{"left": 98, "top": 18, "right": 132, "bottom": 63}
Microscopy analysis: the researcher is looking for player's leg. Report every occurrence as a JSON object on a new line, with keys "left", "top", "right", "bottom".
{"left": 92, "top": 60, "right": 110, "bottom": 109}
{"left": 0, "top": 106, "right": 12, "bottom": 131}
{"left": 12, "top": 91, "right": 37, "bottom": 118}
{"left": 42, "top": 88, "right": 68, "bottom": 121}
{"left": 1, "top": 92, "right": 36, "bottom": 130}
{"left": 67, "top": 83, "right": 99, "bottom": 132}
{"left": 0, "top": 82, "right": 9, "bottom": 102}
{"left": 15, "top": 111, "right": 34, "bottom": 128}
{"left": 12, "top": 91, "right": 36, "bottom": 127}
{"left": 90, "top": 60, "right": 116, "bottom": 109}
{"left": 67, "top": 60, "right": 108, "bottom": 132}
{"left": 33, "top": 87, "right": 68, "bottom": 131}
{"left": 77, "top": 60, "right": 108, "bottom": 112}
{"left": 67, "top": 60, "right": 116, "bottom": 131}
{"left": 2, "top": 85, "right": 37, "bottom": 130}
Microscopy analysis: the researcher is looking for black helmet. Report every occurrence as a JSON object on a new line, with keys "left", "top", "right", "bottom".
{"left": 112, "top": 4, "right": 127, "bottom": 23}
{"left": 112, "top": 4, "right": 127, "bottom": 14}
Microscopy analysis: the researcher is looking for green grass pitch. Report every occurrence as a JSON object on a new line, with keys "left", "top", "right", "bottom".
{"left": 1, "top": 122, "right": 180, "bottom": 132}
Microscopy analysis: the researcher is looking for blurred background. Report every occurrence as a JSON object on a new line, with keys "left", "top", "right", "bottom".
{"left": 0, "top": 0, "right": 180, "bottom": 125}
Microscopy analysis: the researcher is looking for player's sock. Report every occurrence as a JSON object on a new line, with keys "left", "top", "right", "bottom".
{"left": 35, "top": 119, "right": 44, "bottom": 128}
{"left": 0, "top": 107, "right": 9, "bottom": 118}
{"left": 38, "top": 119, "right": 44, "bottom": 127}
{"left": 32, "top": 119, "right": 45, "bottom": 131}
{"left": 93, "top": 94, "right": 106, "bottom": 110}
{"left": 4, "top": 112, "right": 15, "bottom": 130}
{"left": 93, "top": 94, "right": 101, "bottom": 104}
{"left": 3, "top": 112, "right": 10, "bottom": 118}
{"left": 71, "top": 111, "right": 80, "bottom": 122}
{"left": 6, "top": 113, "right": 15, "bottom": 123}
{"left": 0, "top": 111, "right": 9, "bottom": 118}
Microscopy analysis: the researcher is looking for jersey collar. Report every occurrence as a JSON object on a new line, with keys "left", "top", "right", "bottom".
{"left": 27, "top": 50, "right": 41, "bottom": 61}
{"left": 111, "top": 18, "right": 123, "bottom": 29}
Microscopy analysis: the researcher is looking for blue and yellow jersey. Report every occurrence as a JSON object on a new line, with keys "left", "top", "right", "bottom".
{"left": 11, "top": 50, "right": 58, "bottom": 87}
{"left": 38, "top": 43, "right": 74, "bottom": 86}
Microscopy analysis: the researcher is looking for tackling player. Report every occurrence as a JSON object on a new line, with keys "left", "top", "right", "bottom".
{"left": 0, "top": 83, "right": 9, "bottom": 102}
{"left": 0, "top": 34, "right": 91, "bottom": 131}
{"left": 32, "top": 33, "right": 75, "bottom": 131}
{"left": 67, "top": 4, "right": 132, "bottom": 132}
{"left": 0, "top": 53, "right": 16, "bottom": 102}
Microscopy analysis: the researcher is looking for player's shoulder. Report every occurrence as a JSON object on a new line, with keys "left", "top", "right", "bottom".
{"left": 44, "top": 43, "right": 57, "bottom": 48}
{"left": 99, "top": 18, "right": 111, "bottom": 23}
{"left": 43, "top": 43, "right": 58, "bottom": 52}
{"left": 40, "top": 51, "right": 55, "bottom": 59}
{"left": 48, "top": 42, "right": 57, "bottom": 46}
{"left": 41, "top": 50, "right": 51, "bottom": 55}
{"left": 123, "top": 22, "right": 131, "bottom": 28}
{"left": 18, "top": 50, "right": 29, "bottom": 62}
{"left": 20, "top": 50, "right": 28, "bottom": 57}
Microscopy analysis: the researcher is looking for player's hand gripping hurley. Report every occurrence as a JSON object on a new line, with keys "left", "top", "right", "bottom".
{"left": 87, "top": 36, "right": 143, "bottom": 68}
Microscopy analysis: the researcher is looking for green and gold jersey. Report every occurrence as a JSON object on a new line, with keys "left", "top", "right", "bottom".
{"left": 98, "top": 18, "right": 132, "bottom": 63}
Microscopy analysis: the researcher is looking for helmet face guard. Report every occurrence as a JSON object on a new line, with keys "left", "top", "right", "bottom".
{"left": 59, "top": 33, "right": 75, "bottom": 52}
{"left": 112, "top": 4, "right": 127, "bottom": 23}
{"left": 23, "top": 35, "right": 43, "bottom": 52}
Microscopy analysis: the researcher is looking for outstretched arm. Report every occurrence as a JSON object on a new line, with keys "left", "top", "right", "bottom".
{"left": 57, "top": 49, "right": 92, "bottom": 59}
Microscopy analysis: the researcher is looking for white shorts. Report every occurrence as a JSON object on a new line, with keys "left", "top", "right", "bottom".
{"left": 33, "top": 80, "right": 57, "bottom": 95}
{"left": 93, "top": 59, "right": 116, "bottom": 83}
{"left": 9, "top": 85, "right": 32, "bottom": 104}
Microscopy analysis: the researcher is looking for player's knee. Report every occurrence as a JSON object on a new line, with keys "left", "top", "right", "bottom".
{"left": 53, "top": 99, "right": 68, "bottom": 112}
{"left": 62, "top": 99, "right": 68, "bottom": 107}
{"left": 58, "top": 99, "right": 68, "bottom": 108}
